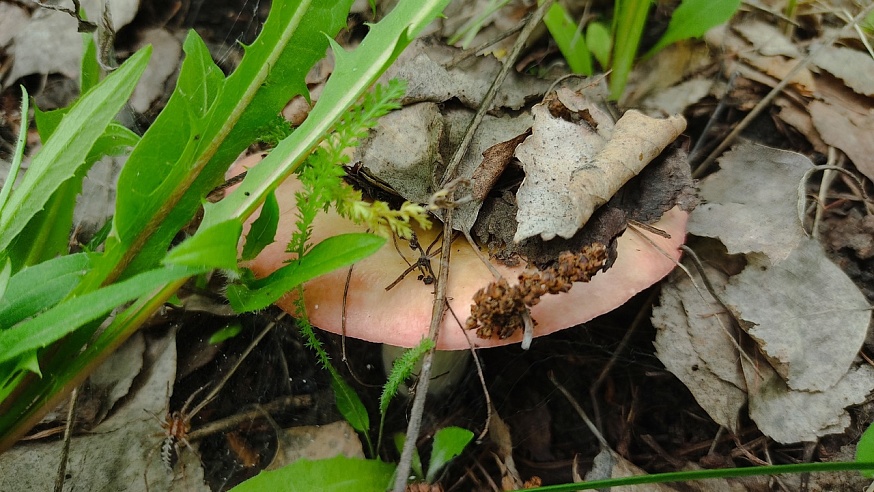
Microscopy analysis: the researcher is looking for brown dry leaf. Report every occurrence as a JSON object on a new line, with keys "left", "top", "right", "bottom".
{"left": 514, "top": 89, "right": 686, "bottom": 242}
{"left": 688, "top": 143, "right": 812, "bottom": 262}
{"left": 811, "top": 45, "right": 874, "bottom": 97}
{"left": 653, "top": 268, "right": 746, "bottom": 432}
{"left": 705, "top": 25, "right": 815, "bottom": 96}
{"left": 267, "top": 421, "right": 365, "bottom": 470}
{"left": 733, "top": 20, "right": 802, "bottom": 58}
{"left": 773, "top": 96, "right": 828, "bottom": 154}
{"left": 722, "top": 240, "right": 871, "bottom": 392}
{"left": 622, "top": 41, "right": 713, "bottom": 109}
{"left": 809, "top": 97, "right": 874, "bottom": 183}
{"left": 471, "top": 130, "right": 530, "bottom": 201}
{"left": 487, "top": 404, "right": 525, "bottom": 490}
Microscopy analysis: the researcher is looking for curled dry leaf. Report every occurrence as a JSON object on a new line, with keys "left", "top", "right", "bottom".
{"left": 514, "top": 88, "right": 686, "bottom": 242}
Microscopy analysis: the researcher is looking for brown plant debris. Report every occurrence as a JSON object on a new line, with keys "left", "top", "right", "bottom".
{"left": 466, "top": 243, "right": 608, "bottom": 339}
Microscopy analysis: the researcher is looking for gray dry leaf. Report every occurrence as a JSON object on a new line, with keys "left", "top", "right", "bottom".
{"left": 688, "top": 143, "right": 813, "bottom": 262}
{"left": 653, "top": 268, "right": 746, "bottom": 432}
{"left": 378, "top": 38, "right": 551, "bottom": 112}
{"left": 673, "top": 143, "right": 874, "bottom": 443}
{"left": 810, "top": 98, "right": 874, "bottom": 183}
{"left": 514, "top": 88, "right": 685, "bottom": 242}
{"left": 744, "top": 358, "right": 874, "bottom": 444}
{"left": 129, "top": 28, "right": 183, "bottom": 113}
{"left": 723, "top": 240, "right": 871, "bottom": 392}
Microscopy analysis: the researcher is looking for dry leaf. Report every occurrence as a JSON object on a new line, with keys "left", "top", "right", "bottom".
{"left": 723, "top": 240, "right": 871, "bottom": 392}
{"left": 3, "top": 0, "right": 140, "bottom": 88}
{"left": 0, "top": 3, "right": 28, "bottom": 48}
{"left": 514, "top": 89, "right": 685, "bottom": 242}
{"left": 810, "top": 98, "right": 874, "bottom": 183}
{"left": 353, "top": 102, "right": 445, "bottom": 205}
{"left": 267, "top": 421, "right": 365, "bottom": 470}
{"left": 744, "top": 357, "right": 874, "bottom": 444}
{"left": 129, "top": 28, "right": 182, "bottom": 113}
{"left": 653, "top": 268, "right": 746, "bottom": 431}
{"left": 471, "top": 129, "right": 530, "bottom": 201}
{"left": 733, "top": 20, "right": 802, "bottom": 58}
{"left": 811, "top": 45, "right": 874, "bottom": 97}
{"left": 0, "top": 329, "right": 208, "bottom": 492}
{"left": 688, "top": 143, "right": 812, "bottom": 262}
{"left": 378, "top": 38, "right": 551, "bottom": 111}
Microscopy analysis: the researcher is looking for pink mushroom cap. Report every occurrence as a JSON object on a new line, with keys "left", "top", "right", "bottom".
{"left": 234, "top": 155, "right": 688, "bottom": 350}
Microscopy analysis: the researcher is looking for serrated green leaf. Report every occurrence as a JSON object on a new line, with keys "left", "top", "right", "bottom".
{"left": 163, "top": 220, "right": 242, "bottom": 270}
{"left": 0, "top": 264, "right": 200, "bottom": 365}
{"left": 226, "top": 233, "right": 385, "bottom": 312}
{"left": 0, "top": 46, "right": 150, "bottom": 254}
{"left": 98, "top": 1, "right": 355, "bottom": 287}
{"left": 230, "top": 455, "right": 394, "bottom": 492}
{"left": 0, "top": 253, "right": 93, "bottom": 326}
{"left": 241, "top": 190, "right": 279, "bottom": 261}
{"left": 332, "top": 376, "right": 370, "bottom": 433}
{"left": 543, "top": 3, "right": 592, "bottom": 75}
{"left": 427, "top": 426, "right": 474, "bottom": 482}
{"left": 646, "top": 0, "right": 740, "bottom": 57}
{"left": 200, "top": 0, "right": 451, "bottom": 231}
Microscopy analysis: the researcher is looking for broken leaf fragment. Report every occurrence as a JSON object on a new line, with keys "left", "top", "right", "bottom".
{"left": 514, "top": 88, "right": 686, "bottom": 242}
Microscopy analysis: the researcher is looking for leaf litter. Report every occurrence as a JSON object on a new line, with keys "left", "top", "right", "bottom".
{"left": 656, "top": 143, "right": 873, "bottom": 444}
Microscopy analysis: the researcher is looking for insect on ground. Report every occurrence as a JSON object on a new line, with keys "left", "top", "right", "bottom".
{"left": 144, "top": 385, "right": 207, "bottom": 490}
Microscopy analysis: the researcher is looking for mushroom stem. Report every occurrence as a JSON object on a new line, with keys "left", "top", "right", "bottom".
{"left": 381, "top": 345, "right": 471, "bottom": 397}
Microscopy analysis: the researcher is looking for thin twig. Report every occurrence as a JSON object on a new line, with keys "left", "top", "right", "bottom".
{"left": 395, "top": 3, "right": 555, "bottom": 488}
{"left": 53, "top": 387, "right": 77, "bottom": 492}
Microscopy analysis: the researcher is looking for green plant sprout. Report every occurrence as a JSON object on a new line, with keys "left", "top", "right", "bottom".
{"left": 0, "top": 0, "right": 450, "bottom": 453}
{"left": 543, "top": 0, "right": 741, "bottom": 100}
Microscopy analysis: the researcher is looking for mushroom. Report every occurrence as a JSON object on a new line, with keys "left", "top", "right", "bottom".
{"left": 232, "top": 155, "right": 688, "bottom": 352}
